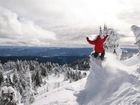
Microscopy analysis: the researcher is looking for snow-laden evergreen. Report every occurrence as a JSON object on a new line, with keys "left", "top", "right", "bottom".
{"left": 23, "top": 65, "right": 35, "bottom": 105}
{"left": 101, "top": 25, "right": 122, "bottom": 59}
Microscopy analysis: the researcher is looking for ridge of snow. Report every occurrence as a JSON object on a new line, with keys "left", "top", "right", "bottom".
{"left": 83, "top": 53, "right": 140, "bottom": 105}
{"left": 131, "top": 25, "right": 140, "bottom": 42}
{"left": 122, "top": 53, "right": 140, "bottom": 66}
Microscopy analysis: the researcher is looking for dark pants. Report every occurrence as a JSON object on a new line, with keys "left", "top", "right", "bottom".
{"left": 93, "top": 50, "right": 105, "bottom": 59}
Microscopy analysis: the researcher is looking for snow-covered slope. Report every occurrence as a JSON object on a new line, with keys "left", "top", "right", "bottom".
{"left": 32, "top": 77, "right": 87, "bottom": 105}
{"left": 32, "top": 53, "right": 140, "bottom": 105}
{"left": 83, "top": 53, "right": 140, "bottom": 105}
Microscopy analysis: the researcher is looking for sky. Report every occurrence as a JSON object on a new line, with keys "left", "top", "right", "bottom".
{"left": 0, "top": 0, "right": 140, "bottom": 47}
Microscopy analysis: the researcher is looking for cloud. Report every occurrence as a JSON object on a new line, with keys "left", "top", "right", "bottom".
{"left": 117, "top": 0, "right": 140, "bottom": 26}
{"left": 0, "top": 0, "right": 139, "bottom": 47}
{"left": 120, "top": 36, "right": 135, "bottom": 44}
{"left": 0, "top": 0, "right": 128, "bottom": 27}
{"left": 0, "top": 7, "right": 56, "bottom": 46}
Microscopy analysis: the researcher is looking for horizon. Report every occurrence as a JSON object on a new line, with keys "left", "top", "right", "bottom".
{"left": 0, "top": 45, "right": 138, "bottom": 49}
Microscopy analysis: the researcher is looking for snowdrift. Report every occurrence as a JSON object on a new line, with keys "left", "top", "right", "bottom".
{"left": 78, "top": 53, "right": 140, "bottom": 105}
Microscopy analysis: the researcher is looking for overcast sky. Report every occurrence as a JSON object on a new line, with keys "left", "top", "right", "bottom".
{"left": 0, "top": 0, "right": 139, "bottom": 47}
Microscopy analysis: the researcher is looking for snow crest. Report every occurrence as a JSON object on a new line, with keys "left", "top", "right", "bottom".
{"left": 83, "top": 53, "right": 140, "bottom": 105}
{"left": 131, "top": 25, "right": 140, "bottom": 42}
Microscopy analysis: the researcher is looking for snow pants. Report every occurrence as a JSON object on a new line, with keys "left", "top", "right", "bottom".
{"left": 93, "top": 50, "right": 105, "bottom": 60}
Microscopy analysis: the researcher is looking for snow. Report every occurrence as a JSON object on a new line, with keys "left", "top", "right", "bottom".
{"left": 32, "top": 78, "right": 87, "bottom": 105}
{"left": 36, "top": 74, "right": 68, "bottom": 95}
{"left": 1, "top": 86, "right": 9, "bottom": 93}
{"left": 84, "top": 53, "right": 140, "bottom": 105}
{"left": 131, "top": 25, "right": 140, "bottom": 42}
{"left": 32, "top": 52, "right": 140, "bottom": 105}
{"left": 1, "top": 86, "right": 15, "bottom": 94}
{"left": 8, "top": 86, "right": 15, "bottom": 93}
{"left": 122, "top": 53, "right": 140, "bottom": 66}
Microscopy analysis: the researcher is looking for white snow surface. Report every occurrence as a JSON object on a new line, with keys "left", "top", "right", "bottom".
{"left": 131, "top": 25, "right": 140, "bottom": 42}
{"left": 32, "top": 53, "right": 140, "bottom": 105}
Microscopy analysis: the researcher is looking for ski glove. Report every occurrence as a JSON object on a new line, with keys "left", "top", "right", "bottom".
{"left": 86, "top": 37, "right": 89, "bottom": 40}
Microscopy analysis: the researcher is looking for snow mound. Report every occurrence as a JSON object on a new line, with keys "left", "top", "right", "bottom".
{"left": 1, "top": 86, "right": 15, "bottom": 94}
{"left": 81, "top": 53, "right": 140, "bottom": 105}
{"left": 131, "top": 25, "right": 140, "bottom": 42}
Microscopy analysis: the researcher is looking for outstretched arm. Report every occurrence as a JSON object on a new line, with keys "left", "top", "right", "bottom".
{"left": 86, "top": 37, "right": 96, "bottom": 45}
{"left": 103, "top": 35, "right": 108, "bottom": 42}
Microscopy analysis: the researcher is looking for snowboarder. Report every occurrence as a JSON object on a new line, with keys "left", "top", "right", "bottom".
{"left": 86, "top": 34, "right": 108, "bottom": 60}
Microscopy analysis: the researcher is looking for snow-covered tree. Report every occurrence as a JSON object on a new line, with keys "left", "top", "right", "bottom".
{"left": 35, "top": 69, "right": 43, "bottom": 87}
{"left": 40, "top": 64, "right": 48, "bottom": 78}
{"left": 101, "top": 25, "right": 122, "bottom": 59}
{"left": 32, "top": 67, "right": 42, "bottom": 87}
{"left": 0, "top": 71, "right": 4, "bottom": 86}
{"left": 13, "top": 68, "right": 19, "bottom": 85}
{"left": 0, "top": 62, "right": 4, "bottom": 87}
{"left": 0, "top": 86, "right": 18, "bottom": 105}
{"left": 99, "top": 26, "right": 102, "bottom": 35}
{"left": 7, "top": 74, "right": 13, "bottom": 86}
{"left": 23, "top": 65, "right": 35, "bottom": 105}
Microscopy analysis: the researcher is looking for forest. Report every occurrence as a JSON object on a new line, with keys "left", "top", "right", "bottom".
{"left": 0, "top": 58, "right": 88, "bottom": 105}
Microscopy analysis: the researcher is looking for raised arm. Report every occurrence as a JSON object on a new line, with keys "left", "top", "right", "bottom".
{"left": 103, "top": 35, "right": 108, "bottom": 42}
{"left": 86, "top": 37, "right": 96, "bottom": 45}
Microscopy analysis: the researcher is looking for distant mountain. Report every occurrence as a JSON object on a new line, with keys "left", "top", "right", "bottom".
{"left": 0, "top": 46, "right": 138, "bottom": 56}
{"left": 0, "top": 46, "right": 138, "bottom": 65}
{"left": 0, "top": 55, "right": 88, "bottom": 65}
{"left": 121, "top": 48, "right": 138, "bottom": 55}
{"left": 0, "top": 46, "right": 92, "bottom": 56}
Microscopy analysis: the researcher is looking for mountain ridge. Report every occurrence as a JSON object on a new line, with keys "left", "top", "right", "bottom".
{"left": 0, "top": 46, "right": 137, "bottom": 56}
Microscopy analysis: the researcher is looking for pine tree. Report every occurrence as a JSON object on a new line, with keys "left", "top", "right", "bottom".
{"left": 0, "top": 62, "right": 4, "bottom": 87}
{"left": 40, "top": 64, "right": 48, "bottom": 77}
{"left": 103, "top": 24, "right": 108, "bottom": 34}
{"left": 23, "top": 65, "right": 35, "bottom": 105}
{"left": 35, "top": 69, "right": 42, "bottom": 87}
{"left": 104, "top": 26, "right": 122, "bottom": 59}
{"left": 13, "top": 68, "right": 19, "bottom": 86}
{"left": 99, "top": 26, "right": 102, "bottom": 35}
{"left": 0, "top": 71, "right": 4, "bottom": 86}
{"left": 7, "top": 74, "right": 13, "bottom": 86}
{"left": 78, "top": 71, "right": 82, "bottom": 80}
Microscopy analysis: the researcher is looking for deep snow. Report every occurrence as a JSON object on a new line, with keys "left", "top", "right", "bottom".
{"left": 32, "top": 52, "right": 140, "bottom": 105}
{"left": 84, "top": 53, "right": 140, "bottom": 105}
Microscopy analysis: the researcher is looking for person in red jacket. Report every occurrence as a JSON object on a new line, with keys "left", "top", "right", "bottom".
{"left": 86, "top": 35, "right": 108, "bottom": 60}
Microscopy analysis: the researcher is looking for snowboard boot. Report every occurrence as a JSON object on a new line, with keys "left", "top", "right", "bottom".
{"left": 100, "top": 56, "right": 105, "bottom": 61}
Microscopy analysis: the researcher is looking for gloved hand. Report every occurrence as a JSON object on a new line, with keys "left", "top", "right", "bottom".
{"left": 86, "top": 37, "right": 89, "bottom": 40}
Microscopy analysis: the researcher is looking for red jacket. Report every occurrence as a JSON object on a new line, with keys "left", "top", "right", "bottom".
{"left": 87, "top": 35, "right": 108, "bottom": 52}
